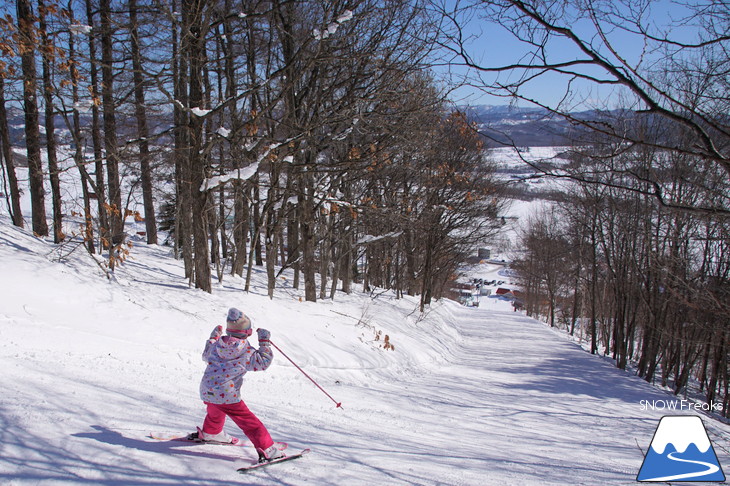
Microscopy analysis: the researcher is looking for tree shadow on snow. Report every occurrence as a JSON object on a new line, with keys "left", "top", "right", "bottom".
{"left": 0, "top": 425, "right": 257, "bottom": 486}
{"left": 498, "top": 346, "right": 668, "bottom": 405}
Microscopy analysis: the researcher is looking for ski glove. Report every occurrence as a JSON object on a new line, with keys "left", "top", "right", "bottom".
{"left": 257, "top": 328, "right": 271, "bottom": 346}
{"left": 209, "top": 325, "right": 223, "bottom": 342}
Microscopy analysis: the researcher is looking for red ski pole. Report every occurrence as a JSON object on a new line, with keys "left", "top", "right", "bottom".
{"left": 269, "top": 340, "right": 343, "bottom": 409}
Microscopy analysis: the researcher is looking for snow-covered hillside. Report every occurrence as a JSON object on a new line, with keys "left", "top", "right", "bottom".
{"left": 2, "top": 215, "right": 728, "bottom": 485}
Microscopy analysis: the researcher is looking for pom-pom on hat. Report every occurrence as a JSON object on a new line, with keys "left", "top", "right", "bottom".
{"left": 226, "top": 307, "right": 252, "bottom": 338}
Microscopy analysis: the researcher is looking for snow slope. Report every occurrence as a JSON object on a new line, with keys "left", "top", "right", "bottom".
{"left": 1, "top": 217, "right": 729, "bottom": 485}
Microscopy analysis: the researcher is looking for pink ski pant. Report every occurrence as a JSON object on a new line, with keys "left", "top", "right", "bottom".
{"left": 202, "top": 401, "right": 274, "bottom": 450}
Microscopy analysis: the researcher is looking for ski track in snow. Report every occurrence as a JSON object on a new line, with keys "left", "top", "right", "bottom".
{"left": 1, "top": 219, "right": 729, "bottom": 485}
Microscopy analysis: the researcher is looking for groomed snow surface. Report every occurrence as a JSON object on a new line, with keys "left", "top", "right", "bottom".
{"left": 1, "top": 217, "right": 728, "bottom": 485}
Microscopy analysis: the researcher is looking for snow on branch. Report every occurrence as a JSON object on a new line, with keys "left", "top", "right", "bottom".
{"left": 200, "top": 164, "right": 259, "bottom": 192}
{"left": 172, "top": 99, "right": 216, "bottom": 118}
{"left": 191, "top": 107, "right": 212, "bottom": 117}
{"left": 314, "top": 9, "right": 353, "bottom": 40}
{"left": 357, "top": 231, "right": 403, "bottom": 245}
{"left": 336, "top": 10, "right": 353, "bottom": 23}
{"left": 199, "top": 140, "right": 295, "bottom": 192}
{"left": 69, "top": 24, "right": 93, "bottom": 35}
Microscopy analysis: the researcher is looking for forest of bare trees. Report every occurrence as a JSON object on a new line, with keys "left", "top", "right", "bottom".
{"left": 514, "top": 143, "right": 730, "bottom": 417}
{"left": 0, "top": 0, "right": 503, "bottom": 307}
{"left": 1, "top": 0, "right": 728, "bottom": 413}
{"left": 438, "top": 0, "right": 730, "bottom": 415}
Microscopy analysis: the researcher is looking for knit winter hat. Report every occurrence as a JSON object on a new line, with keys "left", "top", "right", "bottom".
{"left": 226, "top": 307, "right": 252, "bottom": 338}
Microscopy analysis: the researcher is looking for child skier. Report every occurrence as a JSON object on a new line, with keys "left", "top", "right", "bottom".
{"left": 196, "top": 307, "right": 284, "bottom": 462}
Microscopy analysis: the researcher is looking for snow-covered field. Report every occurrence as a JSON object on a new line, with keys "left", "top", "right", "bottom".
{"left": 2, "top": 214, "right": 729, "bottom": 485}
{"left": 1, "top": 145, "right": 728, "bottom": 484}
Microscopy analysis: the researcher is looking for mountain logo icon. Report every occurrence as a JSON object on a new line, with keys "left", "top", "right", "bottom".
{"left": 637, "top": 415, "right": 725, "bottom": 482}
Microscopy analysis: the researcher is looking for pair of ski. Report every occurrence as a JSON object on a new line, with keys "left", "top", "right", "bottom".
{"left": 149, "top": 432, "right": 310, "bottom": 472}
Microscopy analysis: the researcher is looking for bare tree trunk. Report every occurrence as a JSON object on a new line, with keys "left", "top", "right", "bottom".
{"left": 253, "top": 177, "right": 263, "bottom": 266}
{"left": 38, "top": 0, "right": 62, "bottom": 243}
{"left": 340, "top": 233, "right": 352, "bottom": 294}
{"left": 569, "top": 260, "right": 581, "bottom": 336}
{"left": 319, "top": 216, "right": 332, "bottom": 300}
{"left": 0, "top": 77, "right": 23, "bottom": 227}
{"left": 589, "top": 218, "right": 599, "bottom": 354}
{"left": 231, "top": 182, "right": 247, "bottom": 276}
{"left": 17, "top": 0, "right": 49, "bottom": 236}
{"left": 288, "top": 200, "right": 300, "bottom": 289}
{"left": 706, "top": 329, "right": 725, "bottom": 404}
{"left": 172, "top": 0, "right": 193, "bottom": 277}
{"left": 84, "top": 0, "right": 108, "bottom": 249}
{"left": 99, "top": 0, "right": 124, "bottom": 249}
{"left": 129, "top": 0, "right": 158, "bottom": 244}
{"left": 403, "top": 228, "right": 416, "bottom": 296}
{"left": 329, "top": 241, "right": 341, "bottom": 300}
{"left": 213, "top": 30, "right": 227, "bottom": 265}
{"left": 66, "top": 9, "right": 95, "bottom": 253}
{"left": 419, "top": 242, "right": 433, "bottom": 312}
{"left": 182, "top": 0, "right": 211, "bottom": 292}
{"left": 300, "top": 166, "right": 317, "bottom": 302}
{"left": 210, "top": 191, "right": 222, "bottom": 281}
{"left": 266, "top": 214, "right": 278, "bottom": 299}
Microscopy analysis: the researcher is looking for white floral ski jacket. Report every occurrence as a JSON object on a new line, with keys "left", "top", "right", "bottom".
{"left": 199, "top": 333, "right": 273, "bottom": 404}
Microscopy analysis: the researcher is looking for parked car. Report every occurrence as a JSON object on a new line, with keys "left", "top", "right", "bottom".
{"left": 458, "top": 290, "right": 480, "bottom": 307}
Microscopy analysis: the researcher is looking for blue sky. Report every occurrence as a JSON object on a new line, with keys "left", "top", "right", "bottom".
{"left": 436, "top": 0, "right": 702, "bottom": 109}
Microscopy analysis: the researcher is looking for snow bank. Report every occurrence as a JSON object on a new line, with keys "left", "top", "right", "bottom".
{"left": 1, "top": 215, "right": 728, "bottom": 485}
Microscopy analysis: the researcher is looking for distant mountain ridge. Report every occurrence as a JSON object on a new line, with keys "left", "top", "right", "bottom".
{"left": 462, "top": 104, "right": 606, "bottom": 147}
{"left": 6, "top": 104, "right": 626, "bottom": 154}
